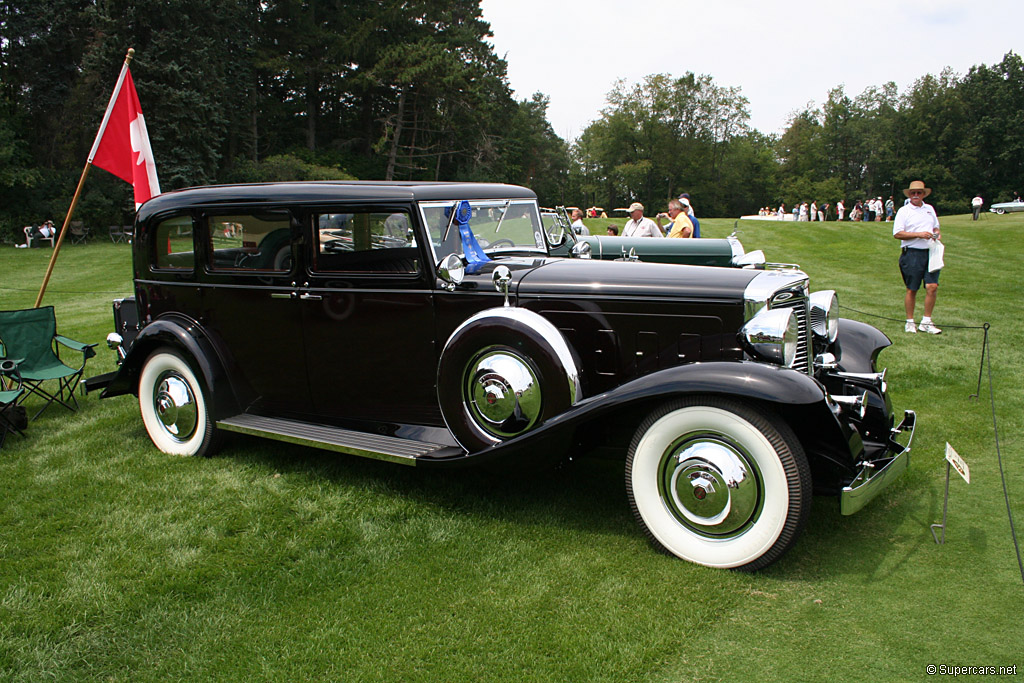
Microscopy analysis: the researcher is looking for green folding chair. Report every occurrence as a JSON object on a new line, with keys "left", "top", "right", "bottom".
{"left": 0, "top": 307, "right": 96, "bottom": 420}
{"left": 1, "top": 359, "right": 26, "bottom": 447}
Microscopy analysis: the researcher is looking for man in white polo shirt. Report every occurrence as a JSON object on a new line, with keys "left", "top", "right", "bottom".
{"left": 622, "top": 202, "right": 661, "bottom": 237}
{"left": 893, "top": 180, "right": 942, "bottom": 334}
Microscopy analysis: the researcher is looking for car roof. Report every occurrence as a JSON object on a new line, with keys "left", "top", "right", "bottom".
{"left": 137, "top": 181, "right": 537, "bottom": 222}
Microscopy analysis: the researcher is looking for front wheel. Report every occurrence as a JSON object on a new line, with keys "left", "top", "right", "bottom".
{"left": 625, "top": 396, "right": 810, "bottom": 571}
{"left": 138, "top": 348, "right": 220, "bottom": 457}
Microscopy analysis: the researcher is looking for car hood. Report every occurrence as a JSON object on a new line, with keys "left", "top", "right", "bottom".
{"left": 513, "top": 257, "right": 762, "bottom": 301}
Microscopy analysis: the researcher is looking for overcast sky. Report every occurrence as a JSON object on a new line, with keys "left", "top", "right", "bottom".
{"left": 479, "top": 0, "right": 1020, "bottom": 141}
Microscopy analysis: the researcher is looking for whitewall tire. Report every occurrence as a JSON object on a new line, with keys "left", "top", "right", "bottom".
{"left": 625, "top": 396, "right": 810, "bottom": 571}
{"left": 139, "top": 348, "right": 219, "bottom": 457}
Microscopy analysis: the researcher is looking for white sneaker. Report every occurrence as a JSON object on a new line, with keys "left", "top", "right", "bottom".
{"left": 905, "top": 321, "right": 917, "bottom": 333}
{"left": 919, "top": 321, "right": 942, "bottom": 334}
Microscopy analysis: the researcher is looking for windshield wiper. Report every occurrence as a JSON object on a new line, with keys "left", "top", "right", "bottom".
{"left": 493, "top": 199, "right": 512, "bottom": 234}
{"left": 441, "top": 201, "right": 459, "bottom": 243}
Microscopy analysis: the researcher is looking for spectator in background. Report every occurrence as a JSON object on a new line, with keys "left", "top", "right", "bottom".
{"left": 837, "top": 199, "right": 845, "bottom": 221}
{"left": 656, "top": 198, "right": 693, "bottom": 238}
{"left": 798, "top": 202, "right": 808, "bottom": 221}
{"left": 622, "top": 202, "right": 661, "bottom": 237}
{"left": 885, "top": 196, "right": 895, "bottom": 221}
{"left": 606, "top": 225, "right": 619, "bottom": 235}
{"left": 678, "top": 195, "right": 700, "bottom": 237}
{"left": 570, "top": 208, "right": 590, "bottom": 235}
{"left": 777, "top": 203, "right": 786, "bottom": 219}
{"left": 810, "top": 200, "right": 817, "bottom": 221}
{"left": 894, "top": 180, "right": 942, "bottom": 334}
{"left": 971, "top": 193, "right": 983, "bottom": 221}
{"left": 820, "top": 202, "right": 830, "bottom": 221}
{"left": 851, "top": 201, "right": 863, "bottom": 222}
{"left": 16, "top": 220, "right": 55, "bottom": 248}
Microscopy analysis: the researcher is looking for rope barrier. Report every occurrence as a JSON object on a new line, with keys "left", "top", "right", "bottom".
{"left": 841, "top": 305, "right": 1022, "bottom": 585}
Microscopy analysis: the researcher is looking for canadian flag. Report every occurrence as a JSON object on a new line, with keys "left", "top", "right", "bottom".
{"left": 88, "top": 62, "right": 161, "bottom": 209}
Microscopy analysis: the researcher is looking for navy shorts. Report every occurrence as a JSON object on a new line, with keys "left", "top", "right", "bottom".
{"left": 899, "top": 248, "right": 939, "bottom": 291}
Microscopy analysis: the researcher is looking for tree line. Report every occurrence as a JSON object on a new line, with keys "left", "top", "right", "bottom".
{"left": 573, "top": 52, "right": 1023, "bottom": 219}
{"left": 1, "top": 1, "right": 1020, "bottom": 241}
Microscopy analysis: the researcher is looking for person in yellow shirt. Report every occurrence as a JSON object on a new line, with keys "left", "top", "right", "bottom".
{"left": 656, "top": 199, "right": 693, "bottom": 238}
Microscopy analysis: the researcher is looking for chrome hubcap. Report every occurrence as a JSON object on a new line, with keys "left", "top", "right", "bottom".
{"left": 659, "top": 436, "right": 763, "bottom": 538}
{"left": 465, "top": 348, "right": 540, "bottom": 439}
{"left": 153, "top": 373, "right": 198, "bottom": 442}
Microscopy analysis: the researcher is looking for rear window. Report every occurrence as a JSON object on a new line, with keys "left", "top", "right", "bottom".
{"left": 207, "top": 211, "right": 293, "bottom": 272}
{"left": 153, "top": 215, "right": 195, "bottom": 270}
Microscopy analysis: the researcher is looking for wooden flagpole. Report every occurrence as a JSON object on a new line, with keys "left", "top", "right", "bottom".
{"left": 34, "top": 48, "right": 134, "bottom": 308}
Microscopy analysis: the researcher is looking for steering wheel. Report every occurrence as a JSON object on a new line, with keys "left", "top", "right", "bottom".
{"left": 487, "top": 238, "right": 516, "bottom": 249}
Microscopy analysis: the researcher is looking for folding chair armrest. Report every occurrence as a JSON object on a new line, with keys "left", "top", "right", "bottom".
{"left": 0, "top": 357, "right": 23, "bottom": 388}
{"left": 55, "top": 335, "right": 98, "bottom": 360}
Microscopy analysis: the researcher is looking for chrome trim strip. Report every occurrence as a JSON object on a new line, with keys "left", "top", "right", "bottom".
{"left": 840, "top": 409, "right": 916, "bottom": 515}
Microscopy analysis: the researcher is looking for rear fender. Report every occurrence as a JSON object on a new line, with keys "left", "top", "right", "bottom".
{"left": 100, "top": 315, "right": 239, "bottom": 419}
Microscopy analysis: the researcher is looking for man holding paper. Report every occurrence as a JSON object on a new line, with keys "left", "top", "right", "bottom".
{"left": 893, "top": 180, "right": 942, "bottom": 334}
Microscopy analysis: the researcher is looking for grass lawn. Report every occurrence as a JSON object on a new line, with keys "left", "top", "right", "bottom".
{"left": 2, "top": 212, "right": 1023, "bottom": 682}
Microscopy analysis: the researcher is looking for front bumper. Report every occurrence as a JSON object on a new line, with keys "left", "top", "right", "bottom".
{"left": 840, "top": 410, "right": 916, "bottom": 515}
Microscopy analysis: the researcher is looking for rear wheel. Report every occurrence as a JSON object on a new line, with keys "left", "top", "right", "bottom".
{"left": 138, "top": 348, "right": 220, "bottom": 457}
{"left": 625, "top": 396, "right": 810, "bottom": 571}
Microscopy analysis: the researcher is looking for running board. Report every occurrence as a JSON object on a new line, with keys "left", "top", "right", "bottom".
{"left": 217, "top": 414, "right": 459, "bottom": 466}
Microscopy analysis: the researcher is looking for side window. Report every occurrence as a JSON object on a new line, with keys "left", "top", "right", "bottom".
{"left": 207, "top": 211, "right": 293, "bottom": 272}
{"left": 314, "top": 210, "right": 419, "bottom": 274}
{"left": 153, "top": 215, "right": 195, "bottom": 270}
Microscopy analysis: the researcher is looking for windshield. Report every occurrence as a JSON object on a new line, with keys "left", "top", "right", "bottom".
{"left": 419, "top": 199, "right": 546, "bottom": 263}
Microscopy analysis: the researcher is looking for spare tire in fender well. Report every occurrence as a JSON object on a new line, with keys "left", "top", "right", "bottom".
{"left": 437, "top": 307, "right": 582, "bottom": 453}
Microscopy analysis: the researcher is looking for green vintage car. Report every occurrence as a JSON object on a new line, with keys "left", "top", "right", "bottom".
{"left": 542, "top": 209, "right": 765, "bottom": 267}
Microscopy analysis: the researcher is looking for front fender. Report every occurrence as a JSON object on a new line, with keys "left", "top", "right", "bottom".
{"left": 100, "top": 315, "right": 239, "bottom": 418}
{"left": 836, "top": 318, "right": 891, "bottom": 373}
{"left": 421, "top": 361, "right": 841, "bottom": 467}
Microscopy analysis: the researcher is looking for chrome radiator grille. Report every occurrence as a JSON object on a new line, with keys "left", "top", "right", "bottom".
{"left": 769, "top": 293, "right": 812, "bottom": 375}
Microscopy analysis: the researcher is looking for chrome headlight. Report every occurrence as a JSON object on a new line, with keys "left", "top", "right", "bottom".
{"left": 740, "top": 307, "right": 799, "bottom": 367}
{"left": 809, "top": 290, "right": 839, "bottom": 343}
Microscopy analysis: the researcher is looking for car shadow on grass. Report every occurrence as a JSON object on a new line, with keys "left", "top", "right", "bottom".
{"left": 219, "top": 431, "right": 638, "bottom": 541}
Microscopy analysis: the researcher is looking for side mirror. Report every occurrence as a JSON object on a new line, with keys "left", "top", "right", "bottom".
{"left": 437, "top": 253, "right": 465, "bottom": 291}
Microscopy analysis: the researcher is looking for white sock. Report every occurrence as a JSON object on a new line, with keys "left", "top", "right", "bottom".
{"left": 907, "top": 318, "right": 915, "bottom": 323}
{"left": 921, "top": 317, "right": 932, "bottom": 324}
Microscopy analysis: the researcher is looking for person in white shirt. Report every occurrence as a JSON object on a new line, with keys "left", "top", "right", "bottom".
{"left": 836, "top": 199, "right": 845, "bottom": 221}
{"left": 622, "top": 202, "right": 661, "bottom": 237}
{"left": 971, "top": 194, "right": 983, "bottom": 221}
{"left": 893, "top": 180, "right": 942, "bottom": 334}
{"left": 570, "top": 208, "right": 590, "bottom": 235}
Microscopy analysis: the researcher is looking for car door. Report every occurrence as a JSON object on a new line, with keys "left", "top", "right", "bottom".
{"left": 300, "top": 205, "right": 441, "bottom": 426}
{"left": 199, "top": 208, "right": 312, "bottom": 415}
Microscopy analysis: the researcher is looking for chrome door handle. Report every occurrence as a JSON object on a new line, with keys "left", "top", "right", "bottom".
{"left": 299, "top": 293, "right": 323, "bottom": 301}
{"left": 270, "top": 292, "right": 294, "bottom": 299}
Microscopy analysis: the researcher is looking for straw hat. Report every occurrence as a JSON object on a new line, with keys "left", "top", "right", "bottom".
{"left": 902, "top": 180, "right": 931, "bottom": 198}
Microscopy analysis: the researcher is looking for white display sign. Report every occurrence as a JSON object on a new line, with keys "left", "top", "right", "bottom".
{"left": 945, "top": 443, "right": 970, "bottom": 484}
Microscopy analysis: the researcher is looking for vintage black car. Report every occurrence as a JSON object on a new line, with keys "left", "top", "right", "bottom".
{"left": 95, "top": 181, "right": 914, "bottom": 571}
